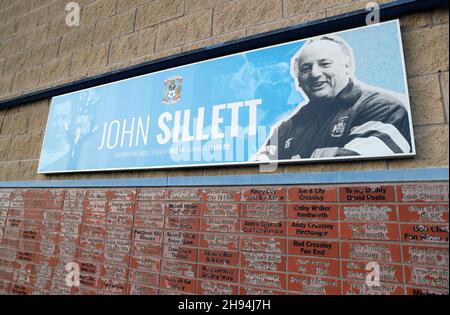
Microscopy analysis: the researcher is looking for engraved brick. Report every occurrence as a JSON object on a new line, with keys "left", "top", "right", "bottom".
{"left": 339, "top": 185, "right": 395, "bottom": 202}
{"left": 200, "top": 217, "right": 239, "bottom": 233}
{"left": 197, "top": 280, "right": 238, "bottom": 295}
{"left": 342, "top": 261, "right": 402, "bottom": 283}
{"left": 402, "top": 245, "right": 448, "bottom": 267}
{"left": 132, "top": 241, "right": 162, "bottom": 257}
{"left": 405, "top": 266, "right": 448, "bottom": 288}
{"left": 287, "top": 257, "right": 339, "bottom": 277}
{"left": 288, "top": 204, "right": 337, "bottom": 221}
{"left": 201, "top": 188, "right": 241, "bottom": 202}
{"left": 199, "top": 249, "right": 238, "bottom": 267}
{"left": 241, "top": 219, "right": 285, "bottom": 236}
{"left": 242, "top": 187, "right": 285, "bottom": 202}
{"left": 199, "top": 233, "right": 237, "bottom": 250}
{"left": 164, "top": 231, "right": 198, "bottom": 247}
{"left": 165, "top": 202, "right": 200, "bottom": 216}
{"left": 165, "top": 216, "right": 199, "bottom": 231}
{"left": 240, "top": 236, "right": 285, "bottom": 254}
{"left": 288, "top": 239, "right": 338, "bottom": 258}
{"left": 135, "top": 201, "right": 165, "bottom": 214}
{"left": 288, "top": 186, "right": 337, "bottom": 202}
{"left": 163, "top": 259, "right": 197, "bottom": 278}
{"left": 340, "top": 204, "right": 396, "bottom": 221}
{"left": 99, "top": 278, "right": 128, "bottom": 294}
{"left": 199, "top": 264, "right": 238, "bottom": 283}
{"left": 105, "top": 225, "right": 132, "bottom": 240}
{"left": 108, "top": 200, "right": 135, "bottom": 214}
{"left": 133, "top": 214, "right": 164, "bottom": 228}
{"left": 288, "top": 220, "right": 338, "bottom": 238}
{"left": 128, "top": 284, "right": 158, "bottom": 295}
{"left": 397, "top": 183, "right": 449, "bottom": 202}
{"left": 128, "top": 269, "right": 159, "bottom": 287}
{"left": 103, "top": 251, "right": 129, "bottom": 267}
{"left": 341, "top": 242, "right": 401, "bottom": 262}
{"left": 242, "top": 203, "right": 285, "bottom": 219}
{"left": 398, "top": 204, "right": 449, "bottom": 222}
{"left": 136, "top": 189, "right": 167, "bottom": 201}
{"left": 201, "top": 203, "right": 239, "bottom": 217}
{"left": 240, "top": 269, "right": 285, "bottom": 289}
{"left": 241, "top": 252, "right": 285, "bottom": 272}
{"left": 160, "top": 275, "right": 196, "bottom": 294}
{"left": 132, "top": 228, "right": 163, "bottom": 243}
{"left": 401, "top": 223, "right": 449, "bottom": 243}
{"left": 163, "top": 244, "right": 197, "bottom": 261}
{"left": 340, "top": 222, "right": 399, "bottom": 241}
{"left": 288, "top": 275, "right": 340, "bottom": 295}
{"left": 343, "top": 280, "right": 403, "bottom": 295}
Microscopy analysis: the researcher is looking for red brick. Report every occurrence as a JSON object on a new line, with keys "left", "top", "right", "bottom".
{"left": 80, "top": 225, "right": 106, "bottom": 238}
{"left": 165, "top": 202, "right": 201, "bottom": 216}
{"left": 133, "top": 214, "right": 164, "bottom": 228}
{"left": 341, "top": 242, "right": 401, "bottom": 263}
{"left": 240, "top": 236, "right": 285, "bottom": 254}
{"left": 398, "top": 204, "right": 449, "bottom": 222}
{"left": 129, "top": 284, "right": 159, "bottom": 295}
{"left": 340, "top": 204, "right": 397, "bottom": 221}
{"left": 200, "top": 188, "right": 241, "bottom": 202}
{"left": 288, "top": 239, "right": 338, "bottom": 258}
{"left": 132, "top": 228, "right": 164, "bottom": 242}
{"left": 108, "top": 200, "right": 135, "bottom": 214}
{"left": 201, "top": 203, "right": 240, "bottom": 217}
{"left": 406, "top": 286, "right": 449, "bottom": 295}
{"left": 240, "top": 269, "right": 285, "bottom": 289}
{"left": 340, "top": 222, "right": 399, "bottom": 241}
{"left": 401, "top": 223, "right": 449, "bottom": 243}
{"left": 342, "top": 261, "right": 402, "bottom": 284}
{"left": 241, "top": 219, "right": 285, "bottom": 236}
{"left": 200, "top": 217, "right": 239, "bottom": 233}
{"left": 83, "top": 200, "right": 108, "bottom": 212}
{"left": 79, "top": 236, "right": 104, "bottom": 251}
{"left": 199, "top": 249, "right": 238, "bottom": 267}
{"left": 160, "top": 275, "right": 196, "bottom": 293}
{"left": 135, "top": 201, "right": 165, "bottom": 214}
{"left": 239, "top": 286, "right": 285, "bottom": 295}
{"left": 10, "top": 283, "right": 34, "bottom": 295}
{"left": 85, "top": 189, "right": 108, "bottom": 200}
{"left": 287, "top": 257, "right": 339, "bottom": 277}
{"left": 199, "top": 264, "right": 238, "bottom": 283}
{"left": 106, "top": 213, "right": 134, "bottom": 227}
{"left": 99, "top": 278, "right": 128, "bottom": 294}
{"left": 163, "top": 244, "right": 197, "bottom": 261}
{"left": 105, "top": 225, "right": 132, "bottom": 240}
{"left": 105, "top": 239, "right": 130, "bottom": 253}
{"left": 128, "top": 270, "right": 159, "bottom": 286}
{"left": 405, "top": 266, "right": 448, "bottom": 288}
{"left": 242, "top": 187, "right": 286, "bottom": 202}
{"left": 242, "top": 203, "right": 285, "bottom": 219}
{"left": 288, "top": 220, "right": 338, "bottom": 238}
{"left": 288, "top": 204, "right": 337, "bottom": 220}
{"left": 288, "top": 186, "right": 337, "bottom": 202}
{"left": 103, "top": 251, "right": 129, "bottom": 267}
{"left": 397, "top": 183, "right": 449, "bottom": 202}
{"left": 165, "top": 216, "right": 199, "bottom": 231}
{"left": 402, "top": 244, "right": 448, "bottom": 266}
{"left": 163, "top": 259, "right": 197, "bottom": 278}
{"left": 106, "top": 189, "right": 135, "bottom": 201}
{"left": 342, "top": 280, "right": 403, "bottom": 295}
{"left": 43, "top": 199, "right": 64, "bottom": 210}
{"left": 164, "top": 231, "right": 198, "bottom": 247}
{"left": 288, "top": 274, "right": 340, "bottom": 295}
{"left": 82, "top": 212, "right": 106, "bottom": 225}
{"left": 136, "top": 188, "right": 167, "bottom": 201}
{"left": 197, "top": 280, "right": 238, "bottom": 295}
{"left": 132, "top": 241, "right": 162, "bottom": 257}
{"left": 339, "top": 185, "right": 395, "bottom": 202}
{"left": 168, "top": 188, "right": 202, "bottom": 201}
{"left": 240, "top": 252, "right": 285, "bottom": 272}
{"left": 78, "top": 248, "right": 103, "bottom": 264}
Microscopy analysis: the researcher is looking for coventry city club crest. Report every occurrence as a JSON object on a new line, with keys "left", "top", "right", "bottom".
{"left": 331, "top": 116, "right": 348, "bottom": 137}
{"left": 162, "top": 76, "right": 182, "bottom": 104}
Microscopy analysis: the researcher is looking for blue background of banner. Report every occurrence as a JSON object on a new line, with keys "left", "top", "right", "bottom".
{"left": 38, "top": 20, "right": 408, "bottom": 173}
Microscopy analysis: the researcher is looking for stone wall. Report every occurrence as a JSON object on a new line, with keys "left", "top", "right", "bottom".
{"left": 0, "top": 0, "right": 448, "bottom": 182}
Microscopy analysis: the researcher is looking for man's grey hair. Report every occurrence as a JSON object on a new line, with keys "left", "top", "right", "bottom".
{"left": 291, "top": 34, "right": 356, "bottom": 81}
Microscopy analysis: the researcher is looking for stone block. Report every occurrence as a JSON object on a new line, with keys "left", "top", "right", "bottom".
{"left": 0, "top": 112, "right": 29, "bottom": 136}
{"left": 403, "top": 25, "right": 449, "bottom": 76}
{"left": 11, "top": 67, "right": 41, "bottom": 94}
{"left": 93, "top": 9, "right": 135, "bottom": 44}
{"left": 213, "top": 0, "right": 281, "bottom": 35}
{"left": 156, "top": 10, "right": 212, "bottom": 51}
{"left": 70, "top": 42, "right": 110, "bottom": 76}
{"left": 7, "top": 132, "right": 43, "bottom": 160}
{"left": 388, "top": 125, "right": 449, "bottom": 169}
{"left": 407, "top": 74, "right": 445, "bottom": 125}
{"left": 135, "top": 0, "right": 184, "bottom": 30}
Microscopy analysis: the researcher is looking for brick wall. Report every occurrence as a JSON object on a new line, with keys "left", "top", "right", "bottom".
{"left": 0, "top": 182, "right": 448, "bottom": 295}
{"left": 0, "top": 0, "right": 448, "bottom": 181}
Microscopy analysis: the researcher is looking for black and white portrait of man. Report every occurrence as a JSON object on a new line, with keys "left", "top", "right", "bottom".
{"left": 254, "top": 34, "right": 414, "bottom": 162}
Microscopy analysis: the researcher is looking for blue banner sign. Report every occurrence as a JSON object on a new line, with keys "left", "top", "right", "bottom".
{"left": 38, "top": 20, "right": 415, "bottom": 173}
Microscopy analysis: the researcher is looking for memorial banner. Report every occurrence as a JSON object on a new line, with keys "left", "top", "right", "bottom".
{"left": 38, "top": 20, "right": 415, "bottom": 173}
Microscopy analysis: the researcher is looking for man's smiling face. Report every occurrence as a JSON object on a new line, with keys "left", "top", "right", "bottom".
{"left": 297, "top": 40, "right": 352, "bottom": 101}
